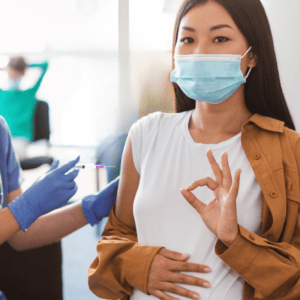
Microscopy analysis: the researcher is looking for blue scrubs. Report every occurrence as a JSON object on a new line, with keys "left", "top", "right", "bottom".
{"left": 0, "top": 116, "right": 24, "bottom": 300}
{"left": 0, "top": 116, "right": 23, "bottom": 208}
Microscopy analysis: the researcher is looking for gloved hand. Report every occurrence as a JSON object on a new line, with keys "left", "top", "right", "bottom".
{"left": 8, "top": 156, "right": 80, "bottom": 232}
{"left": 0, "top": 290, "right": 7, "bottom": 300}
{"left": 82, "top": 176, "right": 119, "bottom": 226}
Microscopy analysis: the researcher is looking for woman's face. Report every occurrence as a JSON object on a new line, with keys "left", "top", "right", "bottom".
{"left": 175, "top": 1, "right": 257, "bottom": 72}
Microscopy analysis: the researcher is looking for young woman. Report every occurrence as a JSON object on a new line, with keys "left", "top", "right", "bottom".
{"left": 88, "top": 0, "right": 300, "bottom": 300}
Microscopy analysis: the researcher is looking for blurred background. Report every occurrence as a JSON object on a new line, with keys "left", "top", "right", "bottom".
{"left": 0, "top": 0, "right": 299, "bottom": 299}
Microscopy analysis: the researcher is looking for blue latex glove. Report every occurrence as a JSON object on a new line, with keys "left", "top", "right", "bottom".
{"left": 8, "top": 156, "right": 80, "bottom": 232}
{"left": 0, "top": 291, "right": 7, "bottom": 300}
{"left": 82, "top": 176, "right": 119, "bottom": 226}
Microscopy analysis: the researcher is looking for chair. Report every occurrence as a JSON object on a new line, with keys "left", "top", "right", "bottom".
{"left": 0, "top": 100, "right": 63, "bottom": 300}
{"left": 20, "top": 100, "right": 53, "bottom": 170}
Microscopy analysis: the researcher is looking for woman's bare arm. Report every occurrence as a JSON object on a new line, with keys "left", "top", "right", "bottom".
{"left": 115, "top": 136, "right": 140, "bottom": 230}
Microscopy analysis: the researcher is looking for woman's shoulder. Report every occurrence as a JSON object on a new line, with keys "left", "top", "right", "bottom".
{"left": 134, "top": 110, "right": 191, "bottom": 129}
{"left": 282, "top": 128, "right": 300, "bottom": 168}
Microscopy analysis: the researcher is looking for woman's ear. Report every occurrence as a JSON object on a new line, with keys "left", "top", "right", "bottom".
{"left": 248, "top": 52, "right": 258, "bottom": 68}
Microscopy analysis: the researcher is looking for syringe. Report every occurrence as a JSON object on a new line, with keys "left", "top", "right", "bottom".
{"left": 74, "top": 164, "right": 113, "bottom": 169}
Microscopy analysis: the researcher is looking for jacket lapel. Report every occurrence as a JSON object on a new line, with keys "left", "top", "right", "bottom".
{"left": 241, "top": 114, "right": 286, "bottom": 240}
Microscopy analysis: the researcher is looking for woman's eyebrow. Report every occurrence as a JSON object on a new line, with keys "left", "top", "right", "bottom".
{"left": 181, "top": 24, "right": 233, "bottom": 32}
{"left": 210, "top": 24, "right": 233, "bottom": 31}
{"left": 182, "top": 26, "right": 196, "bottom": 32}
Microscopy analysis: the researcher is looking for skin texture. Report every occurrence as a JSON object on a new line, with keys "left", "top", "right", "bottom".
{"left": 115, "top": 2, "right": 258, "bottom": 299}
{"left": 0, "top": 186, "right": 89, "bottom": 251}
{"left": 7, "top": 68, "right": 24, "bottom": 80}
{"left": 180, "top": 150, "right": 241, "bottom": 247}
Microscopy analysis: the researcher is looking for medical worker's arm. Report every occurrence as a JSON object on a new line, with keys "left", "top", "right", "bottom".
{"left": 6, "top": 176, "right": 119, "bottom": 251}
{"left": 0, "top": 207, "right": 22, "bottom": 245}
{"left": 7, "top": 190, "right": 88, "bottom": 251}
{"left": 0, "top": 158, "right": 79, "bottom": 246}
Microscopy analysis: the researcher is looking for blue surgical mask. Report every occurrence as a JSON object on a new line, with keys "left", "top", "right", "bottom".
{"left": 8, "top": 78, "right": 21, "bottom": 90}
{"left": 170, "top": 47, "right": 253, "bottom": 104}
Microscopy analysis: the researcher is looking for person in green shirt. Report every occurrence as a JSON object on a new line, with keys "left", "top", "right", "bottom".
{"left": 0, "top": 56, "right": 49, "bottom": 159}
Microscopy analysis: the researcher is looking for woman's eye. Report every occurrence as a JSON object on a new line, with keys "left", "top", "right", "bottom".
{"left": 214, "top": 37, "right": 229, "bottom": 43}
{"left": 180, "top": 37, "right": 194, "bottom": 44}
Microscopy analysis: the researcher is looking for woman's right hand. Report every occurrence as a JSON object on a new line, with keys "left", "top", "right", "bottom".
{"left": 148, "top": 248, "right": 211, "bottom": 300}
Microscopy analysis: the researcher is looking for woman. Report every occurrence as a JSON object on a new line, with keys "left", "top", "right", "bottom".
{"left": 88, "top": 0, "right": 300, "bottom": 300}
{"left": 0, "top": 115, "right": 118, "bottom": 300}
{"left": 0, "top": 56, "right": 49, "bottom": 159}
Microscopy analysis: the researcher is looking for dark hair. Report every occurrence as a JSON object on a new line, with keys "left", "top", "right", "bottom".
{"left": 8, "top": 56, "right": 27, "bottom": 75}
{"left": 171, "top": 0, "right": 295, "bottom": 130}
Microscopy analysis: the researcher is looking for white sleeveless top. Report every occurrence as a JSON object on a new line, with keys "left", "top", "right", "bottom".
{"left": 128, "top": 110, "right": 263, "bottom": 300}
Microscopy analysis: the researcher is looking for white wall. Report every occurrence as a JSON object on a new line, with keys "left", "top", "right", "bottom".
{"left": 267, "top": 0, "right": 300, "bottom": 130}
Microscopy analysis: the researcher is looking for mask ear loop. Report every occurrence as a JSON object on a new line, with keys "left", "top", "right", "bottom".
{"left": 242, "top": 46, "right": 253, "bottom": 80}
{"left": 245, "top": 68, "right": 252, "bottom": 79}
{"left": 241, "top": 46, "right": 253, "bottom": 59}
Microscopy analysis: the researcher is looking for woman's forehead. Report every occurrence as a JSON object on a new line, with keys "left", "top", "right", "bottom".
{"left": 179, "top": 2, "right": 237, "bottom": 31}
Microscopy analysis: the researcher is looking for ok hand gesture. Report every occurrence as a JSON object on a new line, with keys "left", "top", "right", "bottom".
{"left": 180, "top": 149, "right": 242, "bottom": 247}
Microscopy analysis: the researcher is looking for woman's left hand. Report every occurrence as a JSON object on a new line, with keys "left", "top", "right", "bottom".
{"left": 180, "top": 148, "right": 242, "bottom": 247}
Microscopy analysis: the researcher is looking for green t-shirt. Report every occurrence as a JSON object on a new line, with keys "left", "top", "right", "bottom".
{"left": 0, "top": 61, "right": 48, "bottom": 141}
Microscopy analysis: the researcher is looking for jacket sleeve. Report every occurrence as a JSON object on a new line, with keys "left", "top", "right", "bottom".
{"left": 88, "top": 204, "right": 164, "bottom": 300}
{"left": 214, "top": 137, "right": 300, "bottom": 299}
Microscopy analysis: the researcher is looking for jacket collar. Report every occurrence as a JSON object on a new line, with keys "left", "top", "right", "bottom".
{"left": 244, "top": 113, "right": 285, "bottom": 133}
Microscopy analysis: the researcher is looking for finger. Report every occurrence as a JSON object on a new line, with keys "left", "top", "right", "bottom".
{"left": 64, "top": 185, "right": 78, "bottom": 200}
{"left": 64, "top": 181, "right": 76, "bottom": 190}
{"left": 169, "top": 271, "right": 210, "bottom": 289}
{"left": 64, "top": 169, "right": 80, "bottom": 181}
{"left": 170, "top": 260, "right": 211, "bottom": 274}
{"left": 228, "top": 168, "right": 242, "bottom": 202}
{"left": 47, "top": 160, "right": 59, "bottom": 173}
{"left": 151, "top": 290, "right": 180, "bottom": 300}
{"left": 206, "top": 148, "right": 223, "bottom": 184}
{"left": 158, "top": 248, "right": 190, "bottom": 261}
{"left": 57, "top": 156, "right": 80, "bottom": 174}
{"left": 185, "top": 177, "right": 218, "bottom": 192}
{"left": 221, "top": 152, "right": 232, "bottom": 190}
{"left": 161, "top": 282, "right": 201, "bottom": 300}
{"left": 180, "top": 188, "right": 206, "bottom": 215}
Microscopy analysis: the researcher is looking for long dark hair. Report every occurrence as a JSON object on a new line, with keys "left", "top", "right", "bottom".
{"left": 171, "top": 0, "right": 295, "bottom": 130}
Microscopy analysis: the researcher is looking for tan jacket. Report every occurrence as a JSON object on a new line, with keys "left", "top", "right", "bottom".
{"left": 88, "top": 113, "right": 300, "bottom": 300}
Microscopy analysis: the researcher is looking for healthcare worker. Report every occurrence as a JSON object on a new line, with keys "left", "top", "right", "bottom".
{"left": 0, "top": 115, "right": 119, "bottom": 300}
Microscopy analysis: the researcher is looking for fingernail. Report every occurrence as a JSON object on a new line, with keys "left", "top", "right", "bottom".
{"left": 181, "top": 253, "right": 190, "bottom": 257}
{"left": 193, "top": 294, "right": 200, "bottom": 299}
{"left": 204, "top": 267, "right": 211, "bottom": 272}
{"left": 203, "top": 282, "right": 210, "bottom": 288}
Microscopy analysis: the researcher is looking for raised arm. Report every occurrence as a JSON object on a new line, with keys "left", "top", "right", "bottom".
{"left": 28, "top": 61, "right": 49, "bottom": 92}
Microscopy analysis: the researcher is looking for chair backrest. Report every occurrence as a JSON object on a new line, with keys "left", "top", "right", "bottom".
{"left": 33, "top": 100, "right": 50, "bottom": 141}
